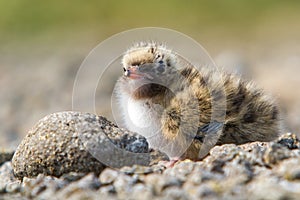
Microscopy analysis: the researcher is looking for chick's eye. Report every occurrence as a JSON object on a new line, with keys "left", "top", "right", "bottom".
{"left": 123, "top": 67, "right": 126, "bottom": 72}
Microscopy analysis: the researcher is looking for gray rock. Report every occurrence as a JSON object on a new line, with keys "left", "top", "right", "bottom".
{"left": 99, "top": 168, "right": 119, "bottom": 184}
{"left": 55, "top": 173, "right": 100, "bottom": 199}
{"left": 276, "top": 132, "right": 300, "bottom": 149}
{"left": 61, "top": 172, "right": 87, "bottom": 182}
{"left": 0, "top": 150, "right": 14, "bottom": 166}
{"left": 131, "top": 183, "right": 154, "bottom": 200}
{"left": 276, "top": 158, "right": 300, "bottom": 181}
{"left": 120, "top": 164, "right": 165, "bottom": 175}
{"left": 263, "top": 142, "right": 294, "bottom": 165}
{"left": 5, "top": 181, "right": 21, "bottom": 193}
{"left": 162, "top": 186, "right": 190, "bottom": 200}
{"left": 98, "top": 185, "right": 116, "bottom": 196}
{"left": 0, "top": 162, "right": 20, "bottom": 193}
{"left": 113, "top": 173, "right": 138, "bottom": 199}
{"left": 145, "top": 173, "right": 183, "bottom": 194}
{"left": 245, "top": 175, "right": 300, "bottom": 200}
{"left": 12, "top": 112, "right": 106, "bottom": 179}
{"left": 12, "top": 111, "right": 169, "bottom": 179}
{"left": 21, "top": 174, "right": 66, "bottom": 198}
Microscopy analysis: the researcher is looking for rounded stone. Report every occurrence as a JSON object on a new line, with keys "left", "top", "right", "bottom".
{"left": 12, "top": 111, "right": 166, "bottom": 179}
{"left": 12, "top": 112, "right": 105, "bottom": 178}
{"left": 99, "top": 168, "right": 119, "bottom": 184}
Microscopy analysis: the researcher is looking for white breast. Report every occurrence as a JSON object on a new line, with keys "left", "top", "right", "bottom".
{"left": 119, "top": 94, "right": 194, "bottom": 158}
{"left": 117, "top": 91, "right": 165, "bottom": 148}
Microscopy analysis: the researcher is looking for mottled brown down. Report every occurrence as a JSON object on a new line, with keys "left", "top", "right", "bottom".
{"left": 117, "top": 42, "right": 281, "bottom": 160}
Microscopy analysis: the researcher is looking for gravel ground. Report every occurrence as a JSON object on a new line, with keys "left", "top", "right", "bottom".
{"left": 1, "top": 111, "right": 300, "bottom": 199}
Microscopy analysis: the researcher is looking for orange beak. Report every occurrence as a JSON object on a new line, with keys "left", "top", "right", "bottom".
{"left": 124, "top": 66, "right": 144, "bottom": 79}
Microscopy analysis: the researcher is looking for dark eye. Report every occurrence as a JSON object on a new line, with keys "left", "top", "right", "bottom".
{"left": 123, "top": 67, "right": 126, "bottom": 72}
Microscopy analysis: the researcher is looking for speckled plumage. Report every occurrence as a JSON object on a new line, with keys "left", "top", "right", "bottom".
{"left": 116, "top": 42, "right": 281, "bottom": 160}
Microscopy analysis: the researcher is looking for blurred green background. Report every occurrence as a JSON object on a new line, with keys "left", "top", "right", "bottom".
{"left": 1, "top": 0, "right": 300, "bottom": 52}
{"left": 1, "top": 0, "right": 300, "bottom": 148}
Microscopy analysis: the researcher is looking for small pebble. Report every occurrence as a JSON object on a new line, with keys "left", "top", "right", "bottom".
{"left": 99, "top": 168, "right": 119, "bottom": 184}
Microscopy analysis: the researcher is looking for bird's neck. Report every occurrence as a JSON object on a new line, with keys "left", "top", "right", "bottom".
{"left": 132, "top": 83, "right": 174, "bottom": 108}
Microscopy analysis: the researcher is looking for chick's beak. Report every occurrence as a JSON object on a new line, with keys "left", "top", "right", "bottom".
{"left": 124, "top": 66, "right": 153, "bottom": 80}
{"left": 124, "top": 66, "right": 143, "bottom": 79}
